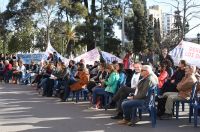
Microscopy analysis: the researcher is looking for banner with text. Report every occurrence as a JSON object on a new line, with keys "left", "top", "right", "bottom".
{"left": 169, "top": 40, "right": 200, "bottom": 67}
{"left": 17, "top": 53, "right": 47, "bottom": 64}
{"left": 101, "top": 51, "right": 123, "bottom": 64}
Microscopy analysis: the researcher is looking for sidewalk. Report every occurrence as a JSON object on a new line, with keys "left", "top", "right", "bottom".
{"left": 0, "top": 83, "right": 199, "bottom": 132}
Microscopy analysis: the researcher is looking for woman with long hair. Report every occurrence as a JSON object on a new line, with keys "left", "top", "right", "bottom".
{"left": 87, "top": 63, "right": 108, "bottom": 94}
{"left": 115, "top": 63, "right": 127, "bottom": 89}
{"left": 61, "top": 63, "right": 90, "bottom": 101}
{"left": 157, "top": 63, "right": 168, "bottom": 95}
{"left": 51, "top": 62, "right": 67, "bottom": 96}
{"left": 91, "top": 64, "right": 119, "bottom": 109}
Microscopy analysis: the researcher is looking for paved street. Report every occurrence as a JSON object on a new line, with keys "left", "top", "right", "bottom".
{"left": 0, "top": 83, "right": 199, "bottom": 132}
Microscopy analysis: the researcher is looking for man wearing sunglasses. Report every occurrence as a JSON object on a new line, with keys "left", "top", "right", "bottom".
{"left": 118, "top": 65, "right": 158, "bottom": 126}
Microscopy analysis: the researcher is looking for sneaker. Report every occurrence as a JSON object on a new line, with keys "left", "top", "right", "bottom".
{"left": 117, "top": 119, "right": 130, "bottom": 125}
{"left": 106, "top": 104, "right": 116, "bottom": 109}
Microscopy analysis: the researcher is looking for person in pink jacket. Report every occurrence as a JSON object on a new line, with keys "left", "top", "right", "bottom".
{"left": 158, "top": 63, "right": 168, "bottom": 93}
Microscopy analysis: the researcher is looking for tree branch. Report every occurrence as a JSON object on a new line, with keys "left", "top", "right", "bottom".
{"left": 188, "top": 23, "right": 200, "bottom": 32}
{"left": 186, "top": 4, "right": 200, "bottom": 10}
{"left": 186, "top": 0, "right": 193, "bottom": 5}
{"left": 186, "top": 10, "right": 200, "bottom": 18}
{"left": 153, "top": 0, "right": 178, "bottom": 9}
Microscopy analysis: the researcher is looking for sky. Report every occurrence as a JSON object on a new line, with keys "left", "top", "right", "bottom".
{"left": 147, "top": 0, "right": 200, "bottom": 38}
{"left": 0, "top": 0, "right": 199, "bottom": 39}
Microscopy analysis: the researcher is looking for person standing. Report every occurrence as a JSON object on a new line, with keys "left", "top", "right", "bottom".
{"left": 159, "top": 48, "right": 174, "bottom": 67}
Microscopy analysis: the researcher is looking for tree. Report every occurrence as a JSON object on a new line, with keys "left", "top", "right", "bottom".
{"left": 63, "top": 23, "right": 76, "bottom": 55}
{"left": 154, "top": 18, "right": 161, "bottom": 50}
{"left": 124, "top": 0, "right": 148, "bottom": 53}
{"left": 155, "top": 0, "right": 200, "bottom": 39}
{"left": 147, "top": 14, "right": 154, "bottom": 50}
{"left": 8, "top": 19, "right": 34, "bottom": 53}
{"left": 2, "top": 0, "right": 126, "bottom": 54}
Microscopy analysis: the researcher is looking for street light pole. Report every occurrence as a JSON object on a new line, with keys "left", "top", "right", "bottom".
{"left": 197, "top": 33, "right": 200, "bottom": 44}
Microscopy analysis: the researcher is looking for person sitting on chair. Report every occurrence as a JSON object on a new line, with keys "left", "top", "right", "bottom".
{"left": 160, "top": 64, "right": 197, "bottom": 120}
{"left": 110, "top": 62, "right": 143, "bottom": 119}
{"left": 118, "top": 65, "right": 158, "bottom": 126}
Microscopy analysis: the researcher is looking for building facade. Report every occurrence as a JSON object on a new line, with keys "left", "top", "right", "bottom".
{"left": 162, "top": 13, "right": 174, "bottom": 38}
{"left": 147, "top": 5, "right": 174, "bottom": 38}
{"left": 147, "top": 5, "right": 163, "bottom": 37}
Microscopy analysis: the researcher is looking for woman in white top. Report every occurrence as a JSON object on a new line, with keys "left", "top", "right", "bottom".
{"left": 16, "top": 60, "right": 26, "bottom": 83}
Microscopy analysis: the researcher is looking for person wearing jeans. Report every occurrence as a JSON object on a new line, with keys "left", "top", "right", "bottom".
{"left": 110, "top": 62, "right": 142, "bottom": 119}
{"left": 92, "top": 87, "right": 105, "bottom": 105}
{"left": 62, "top": 78, "right": 77, "bottom": 101}
{"left": 122, "top": 99, "right": 145, "bottom": 121}
{"left": 61, "top": 63, "right": 89, "bottom": 102}
{"left": 118, "top": 65, "right": 158, "bottom": 126}
{"left": 91, "top": 64, "right": 119, "bottom": 109}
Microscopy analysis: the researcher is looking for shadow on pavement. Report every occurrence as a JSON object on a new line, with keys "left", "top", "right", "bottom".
{"left": 0, "top": 83, "right": 199, "bottom": 132}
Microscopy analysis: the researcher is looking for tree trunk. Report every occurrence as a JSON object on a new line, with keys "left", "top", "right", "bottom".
{"left": 85, "top": 0, "right": 96, "bottom": 51}
{"left": 182, "top": 0, "right": 186, "bottom": 40}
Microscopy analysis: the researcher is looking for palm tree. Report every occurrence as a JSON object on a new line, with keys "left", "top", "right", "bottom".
{"left": 63, "top": 24, "right": 76, "bottom": 55}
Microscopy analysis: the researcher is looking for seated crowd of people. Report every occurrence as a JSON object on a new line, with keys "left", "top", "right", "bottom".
{"left": 0, "top": 49, "right": 200, "bottom": 127}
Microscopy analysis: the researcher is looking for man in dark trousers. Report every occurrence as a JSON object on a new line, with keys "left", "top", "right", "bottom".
{"left": 110, "top": 62, "right": 143, "bottom": 119}
{"left": 118, "top": 65, "right": 158, "bottom": 126}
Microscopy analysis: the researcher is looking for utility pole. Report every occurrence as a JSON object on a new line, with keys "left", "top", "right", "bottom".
{"left": 100, "top": 0, "right": 104, "bottom": 50}
{"left": 197, "top": 33, "right": 200, "bottom": 44}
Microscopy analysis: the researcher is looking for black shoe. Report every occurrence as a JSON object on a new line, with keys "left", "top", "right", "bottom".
{"left": 111, "top": 114, "right": 123, "bottom": 119}
{"left": 160, "top": 113, "right": 172, "bottom": 120}
{"left": 106, "top": 104, "right": 116, "bottom": 109}
{"left": 109, "top": 100, "right": 115, "bottom": 106}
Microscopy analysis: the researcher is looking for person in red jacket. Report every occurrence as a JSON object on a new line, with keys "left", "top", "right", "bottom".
{"left": 158, "top": 63, "right": 168, "bottom": 95}
{"left": 3, "top": 60, "right": 12, "bottom": 83}
{"left": 123, "top": 50, "right": 132, "bottom": 70}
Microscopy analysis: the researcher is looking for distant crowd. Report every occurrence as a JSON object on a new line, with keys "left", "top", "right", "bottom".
{"left": 0, "top": 48, "right": 200, "bottom": 127}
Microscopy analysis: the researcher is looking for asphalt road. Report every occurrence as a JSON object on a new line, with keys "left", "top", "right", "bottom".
{"left": 0, "top": 83, "right": 199, "bottom": 132}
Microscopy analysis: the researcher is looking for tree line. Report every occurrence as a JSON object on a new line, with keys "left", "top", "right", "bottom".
{"left": 0, "top": 0, "right": 199, "bottom": 57}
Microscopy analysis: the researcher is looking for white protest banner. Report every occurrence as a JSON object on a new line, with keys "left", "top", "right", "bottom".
{"left": 101, "top": 51, "right": 123, "bottom": 64}
{"left": 45, "top": 41, "right": 69, "bottom": 65}
{"left": 74, "top": 48, "right": 100, "bottom": 65}
{"left": 169, "top": 40, "right": 200, "bottom": 67}
{"left": 17, "top": 53, "right": 47, "bottom": 64}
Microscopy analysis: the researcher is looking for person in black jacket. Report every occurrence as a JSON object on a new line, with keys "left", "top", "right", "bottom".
{"left": 160, "top": 60, "right": 186, "bottom": 95}
{"left": 87, "top": 63, "right": 108, "bottom": 93}
{"left": 159, "top": 48, "right": 174, "bottom": 67}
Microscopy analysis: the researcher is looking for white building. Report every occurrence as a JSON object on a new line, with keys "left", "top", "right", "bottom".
{"left": 162, "top": 13, "right": 174, "bottom": 37}
{"left": 147, "top": 5, "right": 163, "bottom": 37}
{"left": 147, "top": 5, "right": 175, "bottom": 38}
